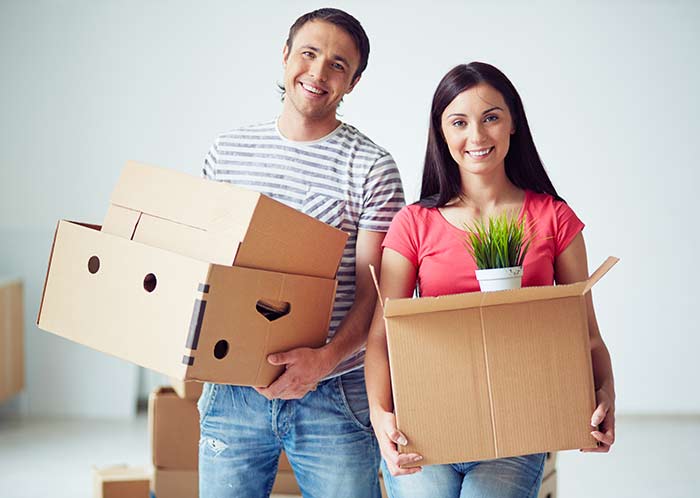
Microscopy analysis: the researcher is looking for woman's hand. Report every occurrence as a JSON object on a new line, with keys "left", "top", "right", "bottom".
{"left": 371, "top": 408, "right": 423, "bottom": 476}
{"left": 582, "top": 388, "right": 615, "bottom": 452}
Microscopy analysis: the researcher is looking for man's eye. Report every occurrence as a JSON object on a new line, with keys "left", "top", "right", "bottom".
{"left": 332, "top": 63, "right": 345, "bottom": 71}
{"left": 302, "top": 51, "right": 314, "bottom": 58}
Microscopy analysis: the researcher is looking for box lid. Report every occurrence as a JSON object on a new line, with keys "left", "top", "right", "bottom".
{"left": 104, "top": 161, "right": 348, "bottom": 279}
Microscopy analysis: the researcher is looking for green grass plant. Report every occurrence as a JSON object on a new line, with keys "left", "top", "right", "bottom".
{"left": 464, "top": 212, "right": 535, "bottom": 270}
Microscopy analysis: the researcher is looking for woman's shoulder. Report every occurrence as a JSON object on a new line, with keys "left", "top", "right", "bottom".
{"left": 525, "top": 190, "right": 574, "bottom": 215}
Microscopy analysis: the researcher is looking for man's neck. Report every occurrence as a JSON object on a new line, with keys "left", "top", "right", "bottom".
{"left": 277, "top": 103, "right": 341, "bottom": 142}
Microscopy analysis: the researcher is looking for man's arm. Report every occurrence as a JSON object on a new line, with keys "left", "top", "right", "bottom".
{"left": 255, "top": 228, "right": 385, "bottom": 399}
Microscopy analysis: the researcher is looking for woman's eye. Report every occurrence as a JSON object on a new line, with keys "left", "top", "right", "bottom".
{"left": 453, "top": 120, "right": 466, "bottom": 127}
{"left": 484, "top": 115, "right": 498, "bottom": 123}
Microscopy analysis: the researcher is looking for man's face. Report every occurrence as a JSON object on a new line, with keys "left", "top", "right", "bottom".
{"left": 282, "top": 20, "right": 361, "bottom": 122}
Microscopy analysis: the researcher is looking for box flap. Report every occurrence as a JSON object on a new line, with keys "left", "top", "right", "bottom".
{"left": 384, "top": 257, "right": 618, "bottom": 317}
{"left": 583, "top": 256, "right": 619, "bottom": 294}
{"left": 102, "top": 205, "right": 141, "bottom": 239}
{"left": 111, "top": 160, "right": 261, "bottom": 232}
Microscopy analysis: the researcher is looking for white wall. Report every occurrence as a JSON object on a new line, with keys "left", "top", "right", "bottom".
{"left": 1, "top": 0, "right": 698, "bottom": 417}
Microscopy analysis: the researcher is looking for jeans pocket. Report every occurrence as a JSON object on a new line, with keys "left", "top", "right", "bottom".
{"left": 337, "top": 369, "right": 373, "bottom": 432}
{"left": 197, "top": 382, "right": 219, "bottom": 425}
{"left": 302, "top": 189, "right": 347, "bottom": 229}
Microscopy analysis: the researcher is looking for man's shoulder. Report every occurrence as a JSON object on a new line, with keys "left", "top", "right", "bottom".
{"left": 337, "top": 123, "right": 393, "bottom": 161}
{"left": 213, "top": 119, "right": 278, "bottom": 144}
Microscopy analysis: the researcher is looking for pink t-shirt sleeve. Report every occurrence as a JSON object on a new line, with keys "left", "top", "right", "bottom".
{"left": 382, "top": 205, "right": 419, "bottom": 267}
{"left": 553, "top": 200, "right": 585, "bottom": 257}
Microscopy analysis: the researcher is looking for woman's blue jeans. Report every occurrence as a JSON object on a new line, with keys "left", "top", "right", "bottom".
{"left": 381, "top": 452, "right": 545, "bottom": 498}
{"left": 198, "top": 368, "right": 381, "bottom": 498}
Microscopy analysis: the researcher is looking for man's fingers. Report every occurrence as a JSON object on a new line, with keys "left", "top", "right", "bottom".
{"left": 389, "top": 430, "right": 408, "bottom": 446}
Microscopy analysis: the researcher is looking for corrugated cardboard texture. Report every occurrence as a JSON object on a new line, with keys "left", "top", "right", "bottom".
{"left": 0, "top": 279, "right": 24, "bottom": 403}
{"left": 38, "top": 221, "right": 337, "bottom": 386}
{"left": 538, "top": 470, "right": 557, "bottom": 498}
{"left": 92, "top": 465, "right": 151, "bottom": 498}
{"left": 149, "top": 387, "right": 199, "bottom": 470}
{"left": 152, "top": 468, "right": 198, "bottom": 498}
{"left": 170, "top": 377, "right": 203, "bottom": 401}
{"left": 103, "top": 161, "right": 348, "bottom": 279}
{"left": 385, "top": 259, "right": 616, "bottom": 465}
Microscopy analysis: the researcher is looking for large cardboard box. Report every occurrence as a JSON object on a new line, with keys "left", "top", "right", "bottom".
{"left": 538, "top": 470, "right": 557, "bottom": 498}
{"left": 152, "top": 468, "right": 198, "bottom": 498}
{"left": 149, "top": 387, "right": 199, "bottom": 470}
{"left": 0, "top": 278, "right": 24, "bottom": 403}
{"left": 378, "top": 257, "right": 618, "bottom": 465}
{"left": 93, "top": 465, "right": 151, "bottom": 498}
{"left": 37, "top": 163, "right": 348, "bottom": 387}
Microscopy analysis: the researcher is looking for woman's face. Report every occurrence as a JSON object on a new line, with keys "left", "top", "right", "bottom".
{"left": 440, "top": 83, "right": 514, "bottom": 177}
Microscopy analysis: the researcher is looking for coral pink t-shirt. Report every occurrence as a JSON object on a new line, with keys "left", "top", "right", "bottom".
{"left": 382, "top": 190, "right": 584, "bottom": 296}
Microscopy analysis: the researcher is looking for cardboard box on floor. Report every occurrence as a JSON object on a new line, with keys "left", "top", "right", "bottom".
{"left": 170, "top": 377, "right": 203, "bottom": 401}
{"left": 150, "top": 387, "right": 199, "bottom": 470}
{"left": 538, "top": 470, "right": 557, "bottom": 498}
{"left": 0, "top": 278, "right": 24, "bottom": 404}
{"left": 93, "top": 465, "right": 151, "bottom": 498}
{"left": 37, "top": 161, "right": 348, "bottom": 387}
{"left": 374, "top": 257, "right": 618, "bottom": 466}
{"left": 152, "top": 468, "right": 198, "bottom": 498}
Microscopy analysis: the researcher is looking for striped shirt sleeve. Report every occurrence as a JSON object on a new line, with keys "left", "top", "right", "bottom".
{"left": 202, "top": 138, "right": 218, "bottom": 180}
{"left": 359, "top": 153, "right": 405, "bottom": 231}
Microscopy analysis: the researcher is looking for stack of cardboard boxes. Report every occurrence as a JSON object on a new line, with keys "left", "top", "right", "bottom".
{"left": 0, "top": 278, "right": 23, "bottom": 405}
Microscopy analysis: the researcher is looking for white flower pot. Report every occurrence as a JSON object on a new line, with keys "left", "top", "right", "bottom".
{"left": 475, "top": 266, "right": 523, "bottom": 292}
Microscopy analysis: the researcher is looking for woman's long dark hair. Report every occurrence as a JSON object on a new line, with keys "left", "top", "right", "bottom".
{"left": 419, "top": 62, "right": 563, "bottom": 207}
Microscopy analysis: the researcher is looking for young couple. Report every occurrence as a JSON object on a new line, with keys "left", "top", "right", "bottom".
{"left": 198, "top": 7, "right": 615, "bottom": 498}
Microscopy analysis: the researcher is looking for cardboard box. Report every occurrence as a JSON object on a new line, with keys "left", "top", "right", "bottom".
{"left": 543, "top": 451, "right": 557, "bottom": 479}
{"left": 538, "top": 470, "right": 557, "bottom": 498}
{"left": 93, "top": 465, "right": 151, "bottom": 498}
{"left": 149, "top": 387, "right": 199, "bottom": 470}
{"left": 102, "top": 161, "right": 347, "bottom": 279}
{"left": 0, "top": 278, "right": 24, "bottom": 403}
{"left": 377, "top": 257, "right": 618, "bottom": 465}
{"left": 170, "top": 377, "right": 203, "bottom": 401}
{"left": 152, "top": 468, "right": 198, "bottom": 498}
{"left": 37, "top": 220, "right": 339, "bottom": 386}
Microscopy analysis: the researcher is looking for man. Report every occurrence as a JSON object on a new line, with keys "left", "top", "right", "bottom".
{"left": 199, "top": 8, "right": 404, "bottom": 498}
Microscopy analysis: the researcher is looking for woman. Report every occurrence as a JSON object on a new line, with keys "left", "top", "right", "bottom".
{"left": 365, "top": 62, "right": 615, "bottom": 498}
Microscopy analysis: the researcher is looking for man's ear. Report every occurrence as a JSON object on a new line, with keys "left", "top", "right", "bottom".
{"left": 282, "top": 43, "right": 289, "bottom": 66}
{"left": 346, "top": 75, "right": 362, "bottom": 94}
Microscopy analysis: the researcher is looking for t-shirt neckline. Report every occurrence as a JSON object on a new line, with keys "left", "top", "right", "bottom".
{"left": 274, "top": 118, "right": 345, "bottom": 145}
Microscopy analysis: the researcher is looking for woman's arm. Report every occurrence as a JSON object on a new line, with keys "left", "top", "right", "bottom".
{"left": 365, "top": 248, "right": 424, "bottom": 475}
{"left": 554, "top": 232, "right": 616, "bottom": 452}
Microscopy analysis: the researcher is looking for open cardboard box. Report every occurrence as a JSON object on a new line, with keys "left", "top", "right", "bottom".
{"left": 37, "top": 161, "right": 348, "bottom": 387}
{"left": 373, "top": 257, "right": 618, "bottom": 465}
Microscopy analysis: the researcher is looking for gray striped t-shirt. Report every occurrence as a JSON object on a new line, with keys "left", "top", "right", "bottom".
{"left": 203, "top": 119, "right": 405, "bottom": 378}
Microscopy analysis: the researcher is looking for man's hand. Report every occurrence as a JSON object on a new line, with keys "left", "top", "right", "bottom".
{"left": 254, "top": 346, "right": 336, "bottom": 400}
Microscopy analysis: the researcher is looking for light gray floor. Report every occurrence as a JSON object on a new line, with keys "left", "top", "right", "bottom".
{"left": 0, "top": 414, "right": 697, "bottom": 498}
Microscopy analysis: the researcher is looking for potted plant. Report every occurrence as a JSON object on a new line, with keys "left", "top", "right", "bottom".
{"left": 464, "top": 212, "right": 535, "bottom": 292}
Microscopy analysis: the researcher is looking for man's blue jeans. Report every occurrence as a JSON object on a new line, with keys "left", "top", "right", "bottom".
{"left": 198, "top": 368, "right": 381, "bottom": 498}
{"left": 381, "top": 452, "right": 545, "bottom": 498}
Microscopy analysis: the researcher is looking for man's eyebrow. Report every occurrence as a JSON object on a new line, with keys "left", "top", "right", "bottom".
{"left": 299, "top": 44, "right": 350, "bottom": 67}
